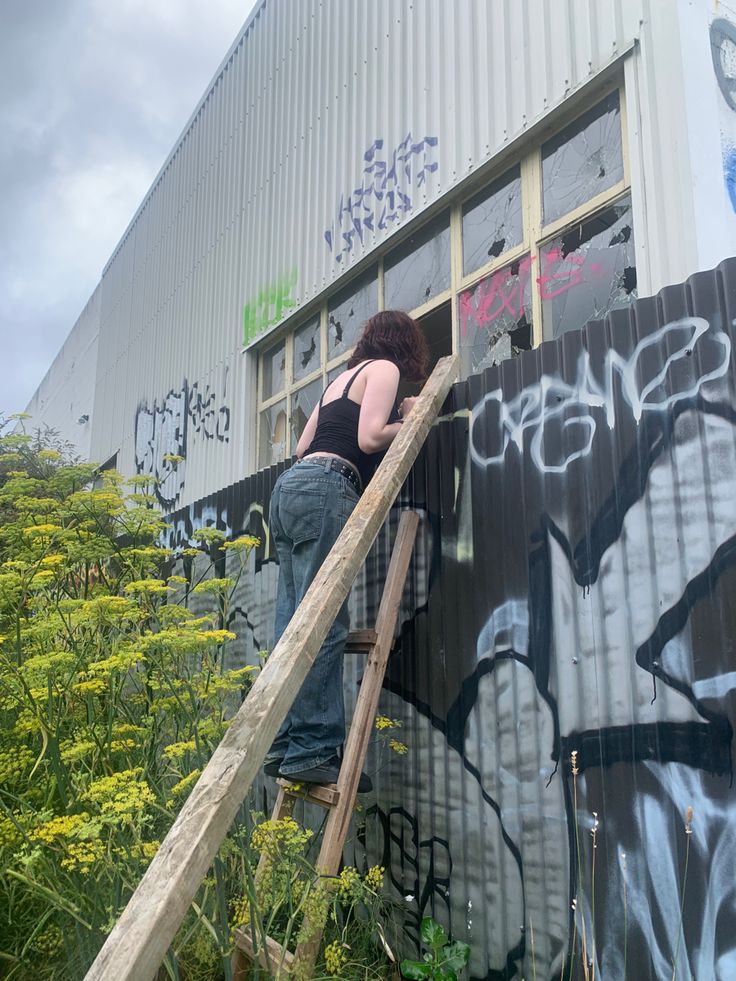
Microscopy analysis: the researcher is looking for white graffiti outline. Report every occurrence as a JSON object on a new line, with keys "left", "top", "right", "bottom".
{"left": 470, "top": 317, "right": 732, "bottom": 473}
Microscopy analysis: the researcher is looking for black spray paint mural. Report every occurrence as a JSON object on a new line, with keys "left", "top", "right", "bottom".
{"left": 134, "top": 376, "right": 230, "bottom": 507}
{"left": 165, "top": 260, "right": 736, "bottom": 979}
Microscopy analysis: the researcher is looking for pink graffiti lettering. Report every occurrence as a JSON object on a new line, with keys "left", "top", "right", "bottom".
{"left": 536, "top": 247, "right": 586, "bottom": 300}
{"left": 458, "top": 257, "right": 533, "bottom": 338}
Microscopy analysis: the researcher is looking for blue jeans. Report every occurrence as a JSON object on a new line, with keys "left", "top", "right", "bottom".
{"left": 266, "top": 458, "right": 359, "bottom": 775}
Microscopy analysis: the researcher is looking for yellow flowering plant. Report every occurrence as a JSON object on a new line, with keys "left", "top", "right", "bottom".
{"left": 0, "top": 417, "right": 270, "bottom": 979}
{"left": 229, "top": 813, "right": 398, "bottom": 981}
{"left": 0, "top": 417, "right": 401, "bottom": 981}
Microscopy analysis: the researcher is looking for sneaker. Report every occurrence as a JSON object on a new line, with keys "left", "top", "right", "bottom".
{"left": 279, "top": 756, "right": 373, "bottom": 793}
{"left": 263, "top": 759, "right": 283, "bottom": 778}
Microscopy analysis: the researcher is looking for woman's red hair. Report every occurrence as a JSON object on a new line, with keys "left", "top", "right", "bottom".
{"left": 347, "top": 310, "right": 429, "bottom": 383}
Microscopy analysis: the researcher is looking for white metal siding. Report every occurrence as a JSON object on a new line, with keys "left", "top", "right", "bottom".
{"left": 23, "top": 285, "right": 100, "bottom": 460}
{"left": 8, "top": 0, "right": 707, "bottom": 508}
{"left": 87, "top": 0, "right": 656, "bottom": 506}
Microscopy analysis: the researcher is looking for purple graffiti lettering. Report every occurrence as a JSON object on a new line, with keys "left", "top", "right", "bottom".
{"left": 325, "top": 133, "right": 440, "bottom": 261}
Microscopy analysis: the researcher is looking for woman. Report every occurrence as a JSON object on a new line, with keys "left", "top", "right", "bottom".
{"left": 264, "top": 310, "right": 429, "bottom": 790}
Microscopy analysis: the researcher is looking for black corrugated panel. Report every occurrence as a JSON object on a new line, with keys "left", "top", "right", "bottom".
{"left": 165, "top": 259, "right": 736, "bottom": 980}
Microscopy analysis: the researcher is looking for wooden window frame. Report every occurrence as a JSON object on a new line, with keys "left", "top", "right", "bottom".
{"left": 256, "top": 81, "right": 630, "bottom": 468}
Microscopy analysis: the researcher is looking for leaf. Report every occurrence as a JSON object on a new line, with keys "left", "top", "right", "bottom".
{"left": 421, "top": 916, "right": 449, "bottom": 951}
{"left": 443, "top": 941, "right": 471, "bottom": 972}
{"left": 400, "top": 959, "right": 433, "bottom": 979}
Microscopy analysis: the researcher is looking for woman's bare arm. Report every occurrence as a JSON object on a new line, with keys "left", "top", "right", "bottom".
{"left": 357, "top": 361, "right": 402, "bottom": 453}
{"left": 295, "top": 403, "right": 320, "bottom": 458}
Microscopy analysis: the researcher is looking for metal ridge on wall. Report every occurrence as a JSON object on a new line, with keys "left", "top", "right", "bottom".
{"left": 165, "top": 257, "right": 736, "bottom": 979}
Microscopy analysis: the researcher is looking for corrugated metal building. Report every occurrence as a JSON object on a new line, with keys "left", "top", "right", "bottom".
{"left": 24, "top": 2, "right": 736, "bottom": 977}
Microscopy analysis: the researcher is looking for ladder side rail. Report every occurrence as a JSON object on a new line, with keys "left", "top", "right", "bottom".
{"left": 84, "top": 354, "right": 458, "bottom": 981}
{"left": 290, "top": 509, "right": 421, "bottom": 975}
{"left": 317, "top": 510, "right": 420, "bottom": 872}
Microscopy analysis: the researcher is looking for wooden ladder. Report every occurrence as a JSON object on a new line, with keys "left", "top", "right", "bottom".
{"left": 84, "top": 355, "right": 457, "bottom": 981}
{"left": 232, "top": 510, "right": 420, "bottom": 979}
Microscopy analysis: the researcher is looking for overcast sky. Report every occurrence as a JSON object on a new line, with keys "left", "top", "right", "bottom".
{"left": 1, "top": 0, "right": 258, "bottom": 416}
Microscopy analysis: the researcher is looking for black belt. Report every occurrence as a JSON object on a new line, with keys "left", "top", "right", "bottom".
{"left": 299, "top": 455, "right": 362, "bottom": 494}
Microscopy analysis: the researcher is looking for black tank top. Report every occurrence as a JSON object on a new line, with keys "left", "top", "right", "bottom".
{"left": 305, "top": 361, "right": 399, "bottom": 488}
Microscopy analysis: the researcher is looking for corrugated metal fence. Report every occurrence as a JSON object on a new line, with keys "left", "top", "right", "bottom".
{"left": 166, "top": 258, "right": 736, "bottom": 980}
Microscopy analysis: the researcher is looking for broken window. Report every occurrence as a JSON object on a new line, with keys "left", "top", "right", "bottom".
{"left": 327, "top": 267, "right": 378, "bottom": 361}
{"left": 462, "top": 166, "right": 522, "bottom": 276}
{"left": 262, "top": 340, "right": 285, "bottom": 400}
{"left": 293, "top": 315, "right": 321, "bottom": 382}
{"left": 290, "top": 377, "right": 322, "bottom": 448}
{"left": 258, "top": 400, "right": 287, "bottom": 468}
{"left": 457, "top": 256, "right": 533, "bottom": 377}
{"left": 383, "top": 211, "right": 451, "bottom": 312}
{"left": 542, "top": 92, "right": 624, "bottom": 225}
{"left": 539, "top": 196, "right": 636, "bottom": 339}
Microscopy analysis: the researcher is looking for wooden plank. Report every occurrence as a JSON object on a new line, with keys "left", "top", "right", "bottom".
{"left": 278, "top": 778, "right": 340, "bottom": 808}
{"left": 83, "top": 354, "right": 458, "bottom": 981}
{"left": 232, "top": 926, "right": 294, "bottom": 976}
{"left": 291, "top": 510, "right": 420, "bottom": 975}
{"left": 344, "top": 628, "right": 378, "bottom": 651}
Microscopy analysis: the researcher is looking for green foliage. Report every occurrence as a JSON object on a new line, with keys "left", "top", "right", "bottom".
{"left": 400, "top": 917, "right": 471, "bottom": 980}
{"left": 0, "top": 417, "right": 262, "bottom": 979}
{"left": 233, "top": 816, "right": 398, "bottom": 980}
{"left": 0, "top": 418, "right": 401, "bottom": 980}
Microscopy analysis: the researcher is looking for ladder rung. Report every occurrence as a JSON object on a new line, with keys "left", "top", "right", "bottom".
{"left": 345, "top": 628, "right": 378, "bottom": 651}
{"left": 276, "top": 777, "right": 340, "bottom": 808}
{"left": 232, "top": 926, "right": 294, "bottom": 974}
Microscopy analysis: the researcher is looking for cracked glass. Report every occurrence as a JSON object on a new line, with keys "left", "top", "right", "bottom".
{"left": 327, "top": 267, "right": 378, "bottom": 361}
{"left": 462, "top": 167, "right": 522, "bottom": 276}
{"left": 293, "top": 315, "right": 321, "bottom": 382}
{"left": 290, "top": 377, "right": 323, "bottom": 449}
{"left": 262, "top": 340, "right": 286, "bottom": 400}
{"left": 258, "top": 400, "right": 287, "bottom": 468}
{"left": 539, "top": 196, "right": 637, "bottom": 339}
{"left": 457, "top": 255, "right": 533, "bottom": 378}
{"left": 542, "top": 92, "right": 624, "bottom": 225}
{"left": 383, "top": 211, "right": 451, "bottom": 312}
{"left": 327, "top": 363, "right": 346, "bottom": 386}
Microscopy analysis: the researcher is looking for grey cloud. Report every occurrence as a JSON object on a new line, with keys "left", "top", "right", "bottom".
{"left": 1, "top": 0, "right": 253, "bottom": 419}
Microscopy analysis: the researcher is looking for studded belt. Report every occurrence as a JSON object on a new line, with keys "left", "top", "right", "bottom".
{"left": 298, "top": 455, "right": 362, "bottom": 494}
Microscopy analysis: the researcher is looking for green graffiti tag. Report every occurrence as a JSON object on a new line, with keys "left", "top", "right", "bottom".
{"left": 242, "top": 270, "right": 298, "bottom": 345}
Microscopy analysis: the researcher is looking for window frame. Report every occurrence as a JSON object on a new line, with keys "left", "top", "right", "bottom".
{"left": 256, "top": 80, "right": 631, "bottom": 468}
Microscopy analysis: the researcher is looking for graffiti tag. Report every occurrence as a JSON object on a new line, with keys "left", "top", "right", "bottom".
{"left": 470, "top": 317, "right": 731, "bottom": 473}
{"left": 135, "top": 378, "right": 231, "bottom": 506}
{"left": 711, "top": 18, "right": 736, "bottom": 112}
{"left": 325, "top": 133, "right": 439, "bottom": 263}
{"left": 242, "top": 270, "right": 298, "bottom": 345}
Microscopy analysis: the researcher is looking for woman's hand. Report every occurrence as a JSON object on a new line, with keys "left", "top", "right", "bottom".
{"left": 399, "top": 396, "right": 417, "bottom": 419}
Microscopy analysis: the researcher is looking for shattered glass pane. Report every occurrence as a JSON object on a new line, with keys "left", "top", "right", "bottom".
{"left": 384, "top": 211, "right": 451, "bottom": 312}
{"left": 328, "top": 267, "right": 378, "bottom": 360}
{"left": 462, "top": 166, "right": 522, "bottom": 276}
{"left": 539, "top": 196, "right": 637, "bottom": 339}
{"left": 293, "top": 315, "right": 321, "bottom": 382}
{"left": 457, "top": 255, "right": 533, "bottom": 378}
{"left": 290, "top": 377, "right": 323, "bottom": 449}
{"left": 258, "top": 401, "right": 287, "bottom": 469}
{"left": 542, "top": 92, "right": 624, "bottom": 224}
{"left": 262, "top": 340, "right": 285, "bottom": 400}
{"left": 327, "top": 363, "right": 346, "bottom": 386}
